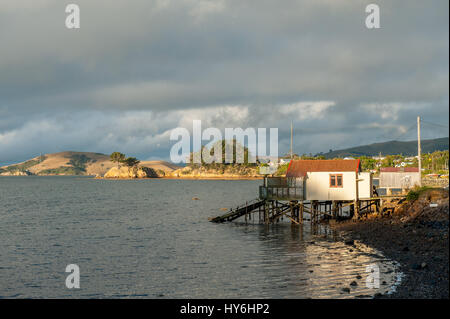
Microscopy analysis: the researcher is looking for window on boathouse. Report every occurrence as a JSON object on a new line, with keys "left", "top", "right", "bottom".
{"left": 330, "top": 174, "right": 343, "bottom": 188}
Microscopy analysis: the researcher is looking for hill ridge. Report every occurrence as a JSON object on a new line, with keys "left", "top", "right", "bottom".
{"left": 320, "top": 137, "right": 449, "bottom": 158}
{"left": 0, "top": 151, "right": 179, "bottom": 176}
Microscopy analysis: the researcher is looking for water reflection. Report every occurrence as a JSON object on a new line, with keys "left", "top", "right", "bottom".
{"left": 0, "top": 177, "right": 401, "bottom": 298}
{"left": 251, "top": 223, "right": 401, "bottom": 298}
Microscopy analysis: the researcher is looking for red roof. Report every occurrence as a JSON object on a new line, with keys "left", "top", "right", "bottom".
{"left": 286, "top": 159, "right": 360, "bottom": 177}
{"left": 380, "top": 167, "right": 419, "bottom": 173}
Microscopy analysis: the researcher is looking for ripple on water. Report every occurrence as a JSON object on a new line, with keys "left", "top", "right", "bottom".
{"left": 0, "top": 177, "right": 402, "bottom": 298}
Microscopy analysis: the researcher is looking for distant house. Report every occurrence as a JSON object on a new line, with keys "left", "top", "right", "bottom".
{"left": 379, "top": 167, "right": 420, "bottom": 190}
{"left": 281, "top": 159, "right": 372, "bottom": 201}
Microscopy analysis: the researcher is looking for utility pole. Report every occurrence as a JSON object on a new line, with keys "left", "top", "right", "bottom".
{"left": 290, "top": 120, "right": 293, "bottom": 159}
{"left": 417, "top": 116, "right": 422, "bottom": 186}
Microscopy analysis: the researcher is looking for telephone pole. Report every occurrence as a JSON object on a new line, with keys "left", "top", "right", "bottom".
{"left": 417, "top": 116, "right": 422, "bottom": 186}
{"left": 290, "top": 121, "right": 293, "bottom": 159}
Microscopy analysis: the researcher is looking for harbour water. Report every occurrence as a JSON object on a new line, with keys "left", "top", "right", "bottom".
{"left": 0, "top": 176, "right": 401, "bottom": 298}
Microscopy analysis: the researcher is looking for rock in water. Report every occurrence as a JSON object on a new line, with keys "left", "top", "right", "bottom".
{"left": 103, "top": 166, "right": 158, "bottom": 178}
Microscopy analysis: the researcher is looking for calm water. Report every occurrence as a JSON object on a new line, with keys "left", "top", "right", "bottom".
{"left": 0, "top": 176, "right": 401, "bottom": 298}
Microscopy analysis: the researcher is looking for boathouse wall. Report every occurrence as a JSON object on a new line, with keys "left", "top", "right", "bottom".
{"left": 305, "top": 171, "right": 372, "bottom": 201}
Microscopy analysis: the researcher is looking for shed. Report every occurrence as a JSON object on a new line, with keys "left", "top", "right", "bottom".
{"left": 379, "top": 167, "right": 420, "bottom": 189}
{"left": 285, "top": 159, "right": 373, "bottom": 201}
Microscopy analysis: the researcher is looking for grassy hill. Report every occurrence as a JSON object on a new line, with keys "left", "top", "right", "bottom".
{"left": 321, "top": 137, "right": 449, "bottom": 158}
{"left": 0, "top": 151, "right": 179, "bottom": 176}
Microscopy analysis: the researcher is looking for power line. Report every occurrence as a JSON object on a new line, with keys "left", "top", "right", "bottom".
{"left": 373, "top": 122, "right": 417, "bottom": 143}
{"left": 420, "top": 120, "right": 449, "bottom": 129}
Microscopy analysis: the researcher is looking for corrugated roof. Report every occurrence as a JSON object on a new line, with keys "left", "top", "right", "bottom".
{"left": 380, "top": 167, "right": 419, "bottom": 173}
{"left": 286, "top": 159, "right": 360, "bottom": 177}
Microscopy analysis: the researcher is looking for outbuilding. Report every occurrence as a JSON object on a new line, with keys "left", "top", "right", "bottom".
{"left": 285, "top": 159, "right": 373, "bottom": 201}
{"left": 379, "top": 167, "right": 420, "bottom": 193}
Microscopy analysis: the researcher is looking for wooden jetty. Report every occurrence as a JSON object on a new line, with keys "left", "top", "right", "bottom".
{"left": 210, "top": 159, "right": 407, "bottom": 225}
{"left": 209, "top": 199, "right": 265, "bottom": 223}
{"left": 209, "top": 198, "right": 388, "bottom": 224}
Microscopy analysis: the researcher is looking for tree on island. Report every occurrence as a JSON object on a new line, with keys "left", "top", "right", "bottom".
{"left": 189, "top": 139, "right": 256, "bottom": 167}
{"left": 123, "top": 157, "right": 140, "bottom": 169}
{"left": 110, "top": 152, "right": 126, "bottom": 169}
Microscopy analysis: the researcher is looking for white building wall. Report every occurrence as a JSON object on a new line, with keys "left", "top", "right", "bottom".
{"left": 305, "top": 171, "right": 372, "bottom": 201}
{"left": 358, "top": 172, "right": 373, "bottom": 199}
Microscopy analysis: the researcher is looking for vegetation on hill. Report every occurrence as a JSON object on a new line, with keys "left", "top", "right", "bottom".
{"left": 0, "top": 156, "right": 46, "bottom": 174}
{"left": 320, "top": 137, "right": 448, "bottom": 158}
{"left": 170, "top": 139, "right": 260, "bottom": 177}
{"left": 35, "top": 153, "right": 94, "bottom": 175}
{"left": 109, "top": 152, "right": 140, "bottom": 169}
{"left": 68, "top": 154, "right": 90, "bottom": 173}
{"left": 273, "top": 150, "right": 449, "bottom": 177}
{"left": 110, "top": 152, "right": 126, "bottom": 169}
{"left": 188, "top": 139, "right": 257, "bottom": 167}
{"left": 1, "top": 151, "right": 178, "bottom": 177}
{"left": 38, "top": 167, "right": 83, "bottom": 175}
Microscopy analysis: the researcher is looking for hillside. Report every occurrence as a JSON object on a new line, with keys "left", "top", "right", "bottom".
{"left": 0, "top": 152, "right": 179, "bottom": 176}
{"left": 321, "top": 137, "right": 449, "bottom": 158}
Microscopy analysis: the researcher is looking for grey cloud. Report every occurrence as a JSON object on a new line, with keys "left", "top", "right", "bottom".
{"left": 0, "top": 0, "right": 448, "bottom": 164}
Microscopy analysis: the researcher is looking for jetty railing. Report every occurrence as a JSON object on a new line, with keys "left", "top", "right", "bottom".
{"left": 259, "top": 177, "right": 304, "bottom": 200}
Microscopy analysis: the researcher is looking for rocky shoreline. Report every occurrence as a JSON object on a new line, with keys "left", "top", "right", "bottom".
{"left": 331, "top": 189, "right": 449, "bottom": 299}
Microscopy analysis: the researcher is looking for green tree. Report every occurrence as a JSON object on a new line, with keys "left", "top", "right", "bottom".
{"left": 110, "top": 152, "right": 126, "bottom": 169}
{"left": 359, "top": 156, "right": 377, "bottom": 171}
{"left": 189, "top": 139, "right": 256, "bottom": 167}
{"left": 123, "top": 157, "right": 140, "bottom": 168}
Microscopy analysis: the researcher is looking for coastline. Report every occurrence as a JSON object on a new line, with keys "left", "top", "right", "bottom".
{"left": 95, "top": 177, "right": 262, "bottom": 180}
{"left": 331, "top": 214, "right": 449, "bottom": 298}
{"left": 160, "top": 176, "right": 262, "bottom": 180}
{"left": 1, "top": 174, "right": 263, "bottom": 180}
{"left": 94, "top": 175, "right": 262, "bottom": 180}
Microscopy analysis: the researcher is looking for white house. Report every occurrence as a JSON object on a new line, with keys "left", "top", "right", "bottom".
{"left": 285, "top": 159, "right": 373, "bottom": 201}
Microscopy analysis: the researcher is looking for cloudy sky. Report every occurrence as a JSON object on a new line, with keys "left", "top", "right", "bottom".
{"left": 0, "top": 0, "right": 448, "bottom": 165}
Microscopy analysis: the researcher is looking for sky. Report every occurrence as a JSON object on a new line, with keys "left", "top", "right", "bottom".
{"left": 0, "top": 0, "right": 448, "bottom": 165}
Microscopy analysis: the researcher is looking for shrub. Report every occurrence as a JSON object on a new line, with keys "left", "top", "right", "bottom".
{"left": 406, "top": 186, "right": 432, "bottom": 201}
